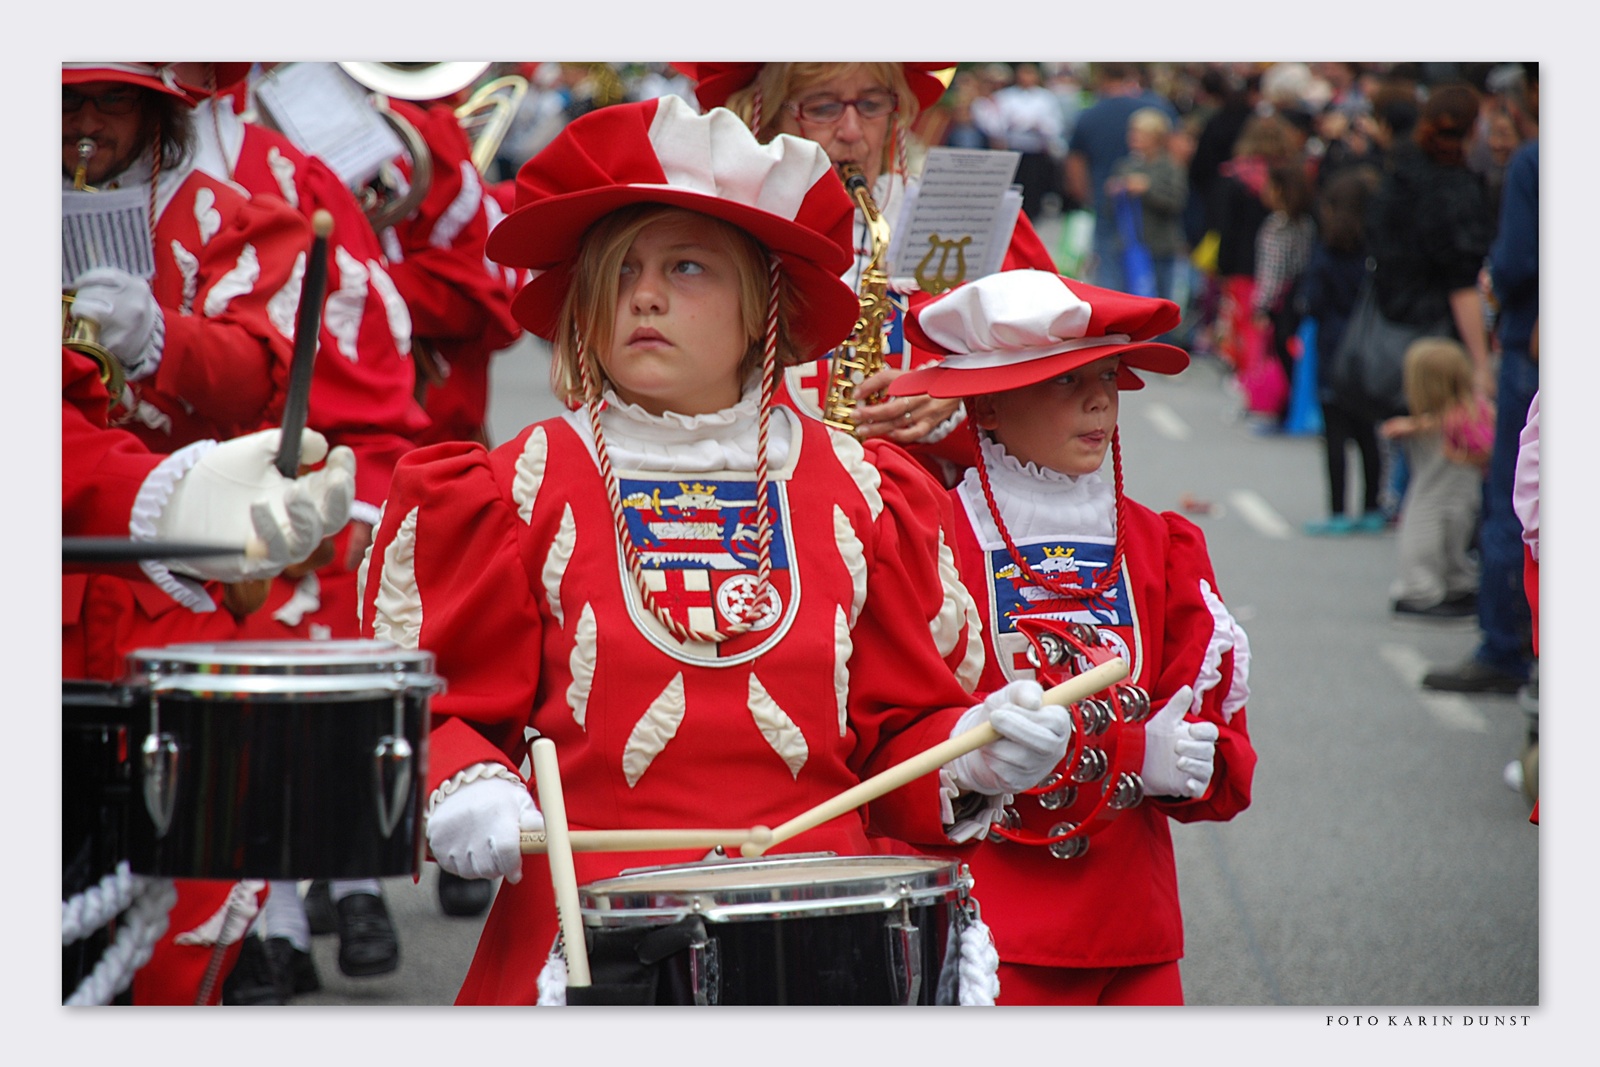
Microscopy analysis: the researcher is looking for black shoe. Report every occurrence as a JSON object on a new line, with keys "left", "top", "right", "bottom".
{"left": 334, "top": 891, "right": 400, "bottom": 977}
{"left": 1392, "top": 597, "right": 1476, "bottom": 619}
{"left": 223, "top": 936, "right": 287, "bottom": 1005}
{"left": 437, "top": 870, "right": 495, "bottom": 917}
{"left": 262, "top": 936, "right": 321, "bottom": 996}
{"left": 1421, "top": 658, "right": 1525, "bottom": 694}
{"left": 304, "top": 879, "right": 336, "bottom": 936}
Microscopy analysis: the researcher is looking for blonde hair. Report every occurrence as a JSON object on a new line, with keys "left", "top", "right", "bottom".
{"left": 728, "top": 62, "right": 916, "bottom": 166}
{"left": 549, "top": 205, "right": 797, "bottom": 407}
{"left": 1402, "top": 337, "right": 1475, "bottom": 419}
{"left": 1128, "top": 107, "right": 1172, "bottom": 139}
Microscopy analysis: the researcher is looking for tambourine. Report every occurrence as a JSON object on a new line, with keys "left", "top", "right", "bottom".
{"left": 986, "top": 619, "right": 1153, "bottom": 859}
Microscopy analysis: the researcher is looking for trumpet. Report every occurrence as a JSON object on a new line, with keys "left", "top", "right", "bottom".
{"left": 72, "top": 137, "right": 97, "bottom": 192}
{"left": 62, "top": 293, "right": 128, "bottom": 413}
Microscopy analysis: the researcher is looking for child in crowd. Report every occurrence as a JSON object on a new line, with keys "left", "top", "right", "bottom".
{"left": 1380, "top": 337, "right": 1493, "bottom": 617}
{"left": 1106, "top": 107, "right": 1189, "bottom": 318}
{"left": 356, "top": 96, "right": 1070, "bottom": 1004}
{"left": 890, "top": 269, "right": 1256, "bottom": 1004}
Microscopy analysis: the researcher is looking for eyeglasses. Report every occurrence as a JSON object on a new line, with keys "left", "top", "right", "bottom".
{"left": 63, "top": 86, "right": 141, "bottom": 116}
{"left": 784, "top": 90, "right": 898, "bottom": 125}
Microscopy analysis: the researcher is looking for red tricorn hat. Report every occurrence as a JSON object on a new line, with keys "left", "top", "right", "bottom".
{"left": 671, "top": 62, "right": 953, "bottom": 114}
{"left": 487, "top": 94, "right": 859, "bottom": 364}
{"left": 890, "top": 269, "right": 1189, "bottom": 398}
{"left": 63, "top": 63, "right": 194, "bottom": 104}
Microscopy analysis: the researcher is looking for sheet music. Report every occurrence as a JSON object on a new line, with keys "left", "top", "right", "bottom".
{"left": 888, "top": 148, "right": 1021, "bottom": 292}
{"left": 253, "top": 63, "right": 406, "bottom": 188}
{"left": 62, "top": 186, "right": 155, "bottom": 286}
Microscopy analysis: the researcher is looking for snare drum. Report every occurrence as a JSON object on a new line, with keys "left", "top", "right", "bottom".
{"left": 576, "top": 854, "right": 975, "bottom": 1005}
{"left": 120, "top": 639, "right": 442, "bottom": 880}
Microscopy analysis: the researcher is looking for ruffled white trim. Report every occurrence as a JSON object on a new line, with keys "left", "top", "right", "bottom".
{"left": 561, "top": 381, "right": 795, "bottom": 474}
{"left": 267, "top": 250, "right": 305, "bottom": 341}
{"left": 513, "top": 425, "right": 548, "bottom": 524}
{"left": 542, "top": 504, "right": 575, "bottom": 627}
{"left": 324, "top": 245, "right": 368, "bottom": 361}
{"left": 356, "top": 501, "right": 383, "bottom": 627}
{"left": 959, "top": 432, "right": 1115, "bottom": 544}
{"left": 349, "top": 499, "right": 382, "bottom": 529}
{"left": 1194, "top": 578, "right": 1250, "bottom": 723}
{"left": 749, "top": 674, "right": 808, "bottom": 778}
{"left": 424, "top": 761, "right": 526, "bottom": 821}
{"left": 173, "top": 879, "right": 265, "bottom": 947}
{"left": 171, "top": 239, "right": 200, "bottom": 317}
{"left": 266, "top": 146, "right": 299, "bottom": 208}
{"left": 622, "top": 674, "right": 687, "bottom": 787}
{"left": 829, "top": 431, "right": 883, "bottom": 520}
{"left": 204, "top": 242, "right": 262, "bottom": 319}
{"left": 430, "top": 161, "right": 483, "bottom": 249}
{"left": 367, "top": 259, "right": 412, "bottom": 356}
{"left": 371, "top": 506, "right": 422, "bottom": 648}
{"left": 920, "top": 405, "right": 965, "bottom": 445}
{"left": 833, "top": 505, "right": 867, "bottom": 626}
{"left": 271, "top": 572, "right": 321, "bottom": 627}
{"left": 567, "top": 603, "right": 597, "bottom": 729}
{"left": 832, "top": 605, "right": 851, "bottom": 737}
{"left": 132, "top": 441, "right": 218, "bottom": 613}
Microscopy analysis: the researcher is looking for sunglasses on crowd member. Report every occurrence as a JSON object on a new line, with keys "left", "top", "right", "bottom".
{"left": 784, "top": 90, "right": 899, "bottom": 125}
{"left": 63, "top": 86, "right": 142, "bottom": 116}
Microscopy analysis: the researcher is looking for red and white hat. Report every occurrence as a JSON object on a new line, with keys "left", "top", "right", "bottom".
{"left": 890, "top": 269, "right": 1189, "bottom": 398}
{"left": 168, "top": 63, "right": 256, "bottom": 99}
{"left": 487, "top": 94, "right": 859, "bottom": 363}
{"left": 671, "top": 62, "right": 953, "bottom": 114}
{"left": 63, "top": 62, "right": 193, "bottom": 103}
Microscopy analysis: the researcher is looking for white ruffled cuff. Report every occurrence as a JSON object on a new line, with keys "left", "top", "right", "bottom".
{"left": 126, "top": 310, "right": 166, "bottom": 381}
{"left": 940, "top": 769, "right": 1009, "bottom": 844}
{"left": 919, "top": 405, "right": 965, "bottom": 446}
{"left": 130, "top": 440, "right": 218, "bottom": 613}
{"left": 425, "top": 761, "right": 528, "bottom": 823}
{"left": 350, "top": 499, "right": 382, "bottom": 529}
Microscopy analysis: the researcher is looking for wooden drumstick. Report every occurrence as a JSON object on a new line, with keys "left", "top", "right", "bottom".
{"left": 741, "top": 657, "right": 1130, "bottom": 858}
{"left": 529, "top": 738, "right": 590, "bottom": 988}
{"left": 520, "top": 826, "right": 775, "bottom": 854}
{"left": 275, "top": 209, "right": 334, "bottom": 479}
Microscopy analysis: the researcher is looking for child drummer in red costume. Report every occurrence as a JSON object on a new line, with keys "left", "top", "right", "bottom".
{"left": 890, "top": 268, "right": 1256, "bottom": 1005}
{"left": 356, "top": 96, "right": 1073, "bottom": 1005}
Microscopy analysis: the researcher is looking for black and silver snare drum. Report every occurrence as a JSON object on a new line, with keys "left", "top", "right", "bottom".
{"left": 575, "top": 853, "right": 976, "bottom": 1005}
{"left": 121, "top": 639, "right": 441, "bottom": 880}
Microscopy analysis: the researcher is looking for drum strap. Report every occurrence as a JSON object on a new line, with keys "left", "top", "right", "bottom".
{"left": 562, "top": 915, "right": 711, "bottom": 1006}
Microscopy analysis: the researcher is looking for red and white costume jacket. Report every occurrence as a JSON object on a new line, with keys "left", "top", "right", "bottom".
{"left": 357, "top": 387, "right": 988, "bottom": 1003}
{"left": 778, "top": 171, "right": 1058, "bottom": 484}
{"left": 377, "top": 99, "right": 521, "bottom": 446}
{"left": 191, "top": 94, "right": 434, "bottom": 641}
{"left": 63, "top": 348, "right": 161, "bottom": 544}
{"left": 62, "top": 157, "right": 308, "bottom": 677}
{"left": 65, "top": 155, "right": 309, "bottom": 450}
{"left": 195, "top": 94, "right": 430, "bottom": 514}
{"left": 931, "top": 434, "right": 1255, "bottom": 969}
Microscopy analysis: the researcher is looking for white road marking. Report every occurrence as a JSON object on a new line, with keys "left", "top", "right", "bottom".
{"left": 1378, "top": 643, "right": 1490, "bottom": 733}
{"left": 1228, "top": 490, "right": 1294, "bottom": 539}
{"left": 1144, "top": 402, "right": 1191, "bottom": 441}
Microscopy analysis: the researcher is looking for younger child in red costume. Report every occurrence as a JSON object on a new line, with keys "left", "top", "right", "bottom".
{"left": 891, "top": 268, "right": 1257, "bottom": 1004}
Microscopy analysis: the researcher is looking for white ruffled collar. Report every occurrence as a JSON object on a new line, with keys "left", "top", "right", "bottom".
{"left": 562, "top": 380, "right": 797, "bottom": 475}
{"left": 958, "top": 432, "right": 1116, "bottom": 542}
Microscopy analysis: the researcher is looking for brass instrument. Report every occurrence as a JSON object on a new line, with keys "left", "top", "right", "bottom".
{"left": 455, "top": 74, "right": 528, "bottom": 176}
{"left": 822, "top": 163, "right": 894, "bottom": 432}
{"left": 64, "top": 137, "right": 129, "bottom": 410}
{"left": 362, "top": 98, "right": 434, "bottom": 232}
{"left": 62, "top": 293, "right": 127, "bottom": 410}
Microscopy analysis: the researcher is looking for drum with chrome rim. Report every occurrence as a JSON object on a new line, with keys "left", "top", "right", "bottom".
{"left": 120, "top": 639, "right": 441, "bottom": 880}
{"left": 575, "top": 853, "right": 976, "bottom": 1005}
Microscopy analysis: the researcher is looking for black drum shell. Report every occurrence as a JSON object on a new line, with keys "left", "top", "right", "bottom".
{"left": 120, "top": 640, "right": 438, "bottom": 880}
{"left": 577, "top": 855, "right": 966, "bottom": 1006}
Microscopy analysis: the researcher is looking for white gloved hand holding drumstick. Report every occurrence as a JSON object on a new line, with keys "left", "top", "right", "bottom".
{"left": 150, "top": 427, "right": 356, "bottom": 582}
{"left": 426, "top": 768, "right": 546, "bottom": 884}
{"left": 944, "top": 680, "right": 1073, "bottom": 795}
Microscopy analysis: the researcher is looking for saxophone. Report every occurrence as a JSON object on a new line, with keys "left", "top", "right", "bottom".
{"left": 821, "top": 163, "right": 894, "bottom": 432}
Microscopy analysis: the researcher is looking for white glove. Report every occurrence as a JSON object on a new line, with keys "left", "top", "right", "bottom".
{"left": 153, "top": 428, "right": 356, "bottom": 582}
{"left": 1140, "top": 686, "right": 1219, "bottom": 798}
{"left": 71, "top": 266, "right": 164, "bottom": 380}
{"left": 945, "top": 680, "right": 1071, "bottom": 796}
{"left": 426, "top": 772, "right": 544, "bottom": 884}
